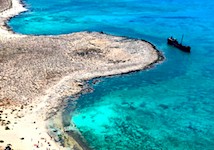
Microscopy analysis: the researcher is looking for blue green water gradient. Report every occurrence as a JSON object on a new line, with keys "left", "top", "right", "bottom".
{"left": 8, "top": 0, "right": 214, "bottom": 149}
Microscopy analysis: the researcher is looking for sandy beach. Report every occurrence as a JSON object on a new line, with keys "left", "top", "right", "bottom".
{"left": 0, "top": 0, "right": 163, "bottom": 149}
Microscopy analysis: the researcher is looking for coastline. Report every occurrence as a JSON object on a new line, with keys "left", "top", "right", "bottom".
{"left": 0, "top": 0, "right": 27, "bottom": 35}
{"left": 0, "top": 0, "right": 164, "bottom": 149}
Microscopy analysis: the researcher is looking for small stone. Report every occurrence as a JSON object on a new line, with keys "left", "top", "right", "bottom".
{"left": 5, "top": 126, "right": 10, "bottom": 130}
{"left": 5, "top": 145, "right": 12, "bottom": 150}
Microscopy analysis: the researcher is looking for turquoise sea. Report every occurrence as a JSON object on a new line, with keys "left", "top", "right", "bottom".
{"left": 9, "top": 0, "right": 214, "bottom": 149}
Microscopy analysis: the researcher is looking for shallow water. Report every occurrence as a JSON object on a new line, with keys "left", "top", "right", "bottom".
{"left": 9, "top": 0, "right": 214, "bottom": 149}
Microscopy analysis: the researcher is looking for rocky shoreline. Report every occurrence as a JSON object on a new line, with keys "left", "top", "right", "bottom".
{"left": 0, "top": 0, "right": 164, "bottom": 149}
{"left": 0, "top": 0, "right": 11, "bottom": 12}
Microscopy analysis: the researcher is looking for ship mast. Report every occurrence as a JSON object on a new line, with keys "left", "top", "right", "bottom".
{"left": 180, "top": 34, "right": 184, "bottom": 44}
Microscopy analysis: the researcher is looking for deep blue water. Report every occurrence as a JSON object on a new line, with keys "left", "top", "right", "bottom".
{"left": 9, "top": 0, "right": 214, "bottom": 149}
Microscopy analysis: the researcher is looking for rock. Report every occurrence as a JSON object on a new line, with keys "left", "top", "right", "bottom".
{"left": 5, "top": 126, "right": 10, "bottom": 130}
{"left": 5, "top": 145, "right": 12, "bottom": 150}
{"left": 92, "top": 79, "right": 101, "bottom": 84}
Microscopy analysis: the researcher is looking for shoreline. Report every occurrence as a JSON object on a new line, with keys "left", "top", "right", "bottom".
{"left": 0, "top": 0, "right": 164, "bottom": 149}
{"left": 0, "top": 0, "right": 27, "bottom": 35}
{"left": 45, "top": 47, "right": 164, "bottom": 149}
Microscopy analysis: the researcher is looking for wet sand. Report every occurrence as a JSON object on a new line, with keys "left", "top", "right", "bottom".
{"left": 0, "top": 0, "right": 164, "bottom": 149}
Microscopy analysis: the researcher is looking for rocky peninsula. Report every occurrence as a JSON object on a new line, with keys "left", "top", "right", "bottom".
{"left": 0, "top": 0, "right": 163, "bottom": 149}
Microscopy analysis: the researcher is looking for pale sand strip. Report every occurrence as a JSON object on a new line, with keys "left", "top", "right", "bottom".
{"left": 0, "top": 0, "right": 164, "bottom": 149}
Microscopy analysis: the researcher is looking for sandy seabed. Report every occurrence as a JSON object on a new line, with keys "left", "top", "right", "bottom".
{"left": 0, "top": 0, "right": 164, "bottom": 149}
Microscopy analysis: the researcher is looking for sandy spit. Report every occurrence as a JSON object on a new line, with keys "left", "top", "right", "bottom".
{"left": 0, "top": 0, "right": 164, "bottom": 149}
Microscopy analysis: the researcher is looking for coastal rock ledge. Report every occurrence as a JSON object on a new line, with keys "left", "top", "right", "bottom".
{"left": 0, "top": 0, "right": 163, "bottom": 149}
{"left": 0, "top": 31, "right": 162, "bottom": 103}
